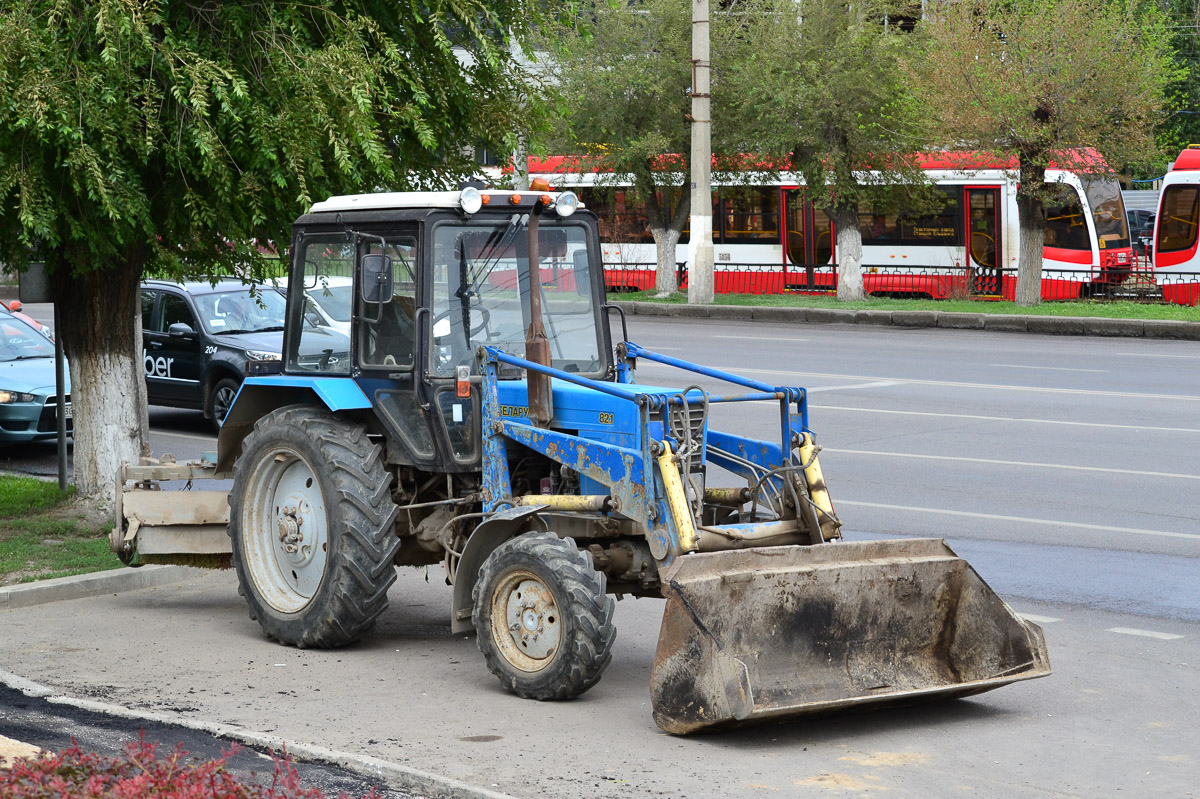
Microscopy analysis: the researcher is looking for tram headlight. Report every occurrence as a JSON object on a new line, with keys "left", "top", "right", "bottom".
{"left": 459, "top": 186, "right": 483, "bottom": 215}
{"left": 554, "top": 191, "right": 579, "bottom": 218}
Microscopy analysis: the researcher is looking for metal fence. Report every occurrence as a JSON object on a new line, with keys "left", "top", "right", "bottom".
{"left": 603, "top": 260, "right": 1200, "bottom": 306}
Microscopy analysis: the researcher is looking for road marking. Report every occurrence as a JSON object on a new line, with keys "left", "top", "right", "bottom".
{"left": 989, "top": 363, "right": 1108, "bottom": 373}
{"left": 837, "top": 500, "right": 1200, "bottom": 542}
{"left": 1019, "top": 614, "right": 1062, "bottom": 624}
{"left": 714, "top": 335, "right": 809, "bottom": 343}
{"left": 806, "top": 381, "right": 904, "bottom": 393}
{"left": 1106, "top": 628, "right": 1183, "bottom": 641}
{"left": 737, "top": 367, "right": 1200, "bottom": 403}
{"left": 810, "top": 404, "right": 1200, "bottom": 435}
{"left": 1116, "top": 351, "right": 1200, "bottom": 360}
{"left": 825, "top": 447, "right": 1200, "bottom": 482}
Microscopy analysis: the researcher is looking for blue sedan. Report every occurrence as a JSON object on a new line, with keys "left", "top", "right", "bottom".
{"left": 0, "top": 311, "right": 71, "bottom": 443}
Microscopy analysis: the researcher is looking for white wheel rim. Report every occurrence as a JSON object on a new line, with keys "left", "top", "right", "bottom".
{"left": 490, "top": 569, "right": 562, "bottom": 671}
{"left": 241, "top": 448, "right": 330, "bottom": 614}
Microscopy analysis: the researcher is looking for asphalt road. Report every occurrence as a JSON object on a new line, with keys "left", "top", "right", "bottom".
{"left": 2, "top": 312, "right": 1197, "bottom": 798}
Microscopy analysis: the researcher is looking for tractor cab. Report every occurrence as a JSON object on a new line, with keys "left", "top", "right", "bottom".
{"left": 236, "top": 185, "right": 611, "bottom": 474}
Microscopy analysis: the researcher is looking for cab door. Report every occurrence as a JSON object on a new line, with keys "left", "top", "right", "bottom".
{"left": 148, "top": 291, "right": 205, "bottom": 406}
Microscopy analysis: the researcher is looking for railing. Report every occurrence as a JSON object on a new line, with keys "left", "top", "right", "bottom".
{"left": 603, "top": 260, "right": 1200, "bottom": 306}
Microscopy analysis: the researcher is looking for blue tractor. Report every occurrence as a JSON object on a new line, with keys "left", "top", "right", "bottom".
{"left": 114, "top": 184, "right": 1049, "bottom": 733}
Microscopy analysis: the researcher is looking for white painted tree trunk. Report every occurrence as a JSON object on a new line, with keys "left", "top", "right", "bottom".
{"left": 57, "top": 267, "right": 148, "bottom": 504}
{"left": 832, "top": 207, "right": 866, "bottom": 301}
{"left": 652, "top": 227, "right": 681, "bottom": 296}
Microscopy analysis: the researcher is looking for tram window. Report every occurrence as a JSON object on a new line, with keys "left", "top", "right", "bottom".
{"left": 1044, "top": 184, "right": 1090, "bottom": 250}
{"left": 719, "top": 187, "right": 779, "bottom": 243}
{"left": 861, "top": 186, "right": 960, "bottom": 246}
{"left": 574, "top": 187, "right": 655, "bottom": 244}
{"left": 1156, "top": 185, "right": 1199, "bottom": 253}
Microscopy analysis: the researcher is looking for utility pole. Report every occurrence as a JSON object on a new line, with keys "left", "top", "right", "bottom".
{"left": 687, "top": 0, "right": 714, "bottom": 304}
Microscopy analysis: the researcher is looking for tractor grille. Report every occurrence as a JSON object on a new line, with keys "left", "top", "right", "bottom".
{"left": 37, "top": 395, "right": 73, "bottom": 434}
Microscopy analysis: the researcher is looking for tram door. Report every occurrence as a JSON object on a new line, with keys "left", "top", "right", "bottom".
{"left": 966, "top": 187, "right": 1002, "bottom": 295}
{"left": 784, "top": 190, "right": 835, "bottom": 290}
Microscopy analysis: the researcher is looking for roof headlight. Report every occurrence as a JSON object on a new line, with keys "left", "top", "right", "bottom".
{"left": 459, "top": 186, "right": 483, "bottom": 215}
{"left": 554, "top": 191, "right": 579, "bottom": 218}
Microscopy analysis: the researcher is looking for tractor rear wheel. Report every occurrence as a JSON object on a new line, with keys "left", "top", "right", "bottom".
{"left": 473, "top": 532, "right": 616, "bottom": 700}
{"left": 229, "top": 406, "right": 400, "bottom": 648}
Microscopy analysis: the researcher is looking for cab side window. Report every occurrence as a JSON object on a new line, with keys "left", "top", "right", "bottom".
{"left": 361, "top": 237, "right": 418, "bottom": 369}
{"left": 289, "top": 238, "right": 353, "bottom": 374}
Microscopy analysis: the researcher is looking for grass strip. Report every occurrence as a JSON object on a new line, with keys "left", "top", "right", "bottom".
{"left": 617, "top": 290, "right": 1200, "bottom": 321}
{"left": 0, "top": 475, "right": 116, "bottom": 586}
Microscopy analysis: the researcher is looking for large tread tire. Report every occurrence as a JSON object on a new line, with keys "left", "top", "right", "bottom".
{"left": 228, "top": 405, "right": 400, "bottom": 648}
{"left": 473, "top": 532, "right": 616, "bottom": 700}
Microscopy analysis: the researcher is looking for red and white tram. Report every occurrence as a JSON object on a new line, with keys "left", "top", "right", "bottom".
{"left": 1153, "top": 146, "right": 1200, "bottom": 306}
{"left": 522, "top": 151, "right": 1135, "bottom": 301}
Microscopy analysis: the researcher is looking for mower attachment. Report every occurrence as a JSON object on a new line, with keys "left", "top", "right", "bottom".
{"left": 650, "top": 538, "right": 1050, "bottom": 734}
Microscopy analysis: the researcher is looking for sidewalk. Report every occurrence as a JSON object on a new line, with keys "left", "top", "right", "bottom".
{"left": 612, "top": 300, "right": 1200, "bottom": 339}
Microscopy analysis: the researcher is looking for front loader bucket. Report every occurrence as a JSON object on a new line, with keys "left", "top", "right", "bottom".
{"left": 650, "top": 539, "right": 1050, "bottom": 734}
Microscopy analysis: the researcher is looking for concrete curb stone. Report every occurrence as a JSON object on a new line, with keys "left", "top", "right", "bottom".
{"left": 1142, "top": 319, "right": 1200, "bottom": 339}
{"left": 981, "top": 315, "right": 1029, "bottom": 332}
{"left": 751, "top": 306, "right": 807, "bottom": 322}
{"left": 804, "top": 308, "right": 856, "bottom": 325}
{"left": 892, "top": 311, "right": 939, "bottom": 327}
{"left": 1081, "top": 318, "right": 1143, "bottom": 337}
{"left": 0, "top": 565, "right": 203, "bottom": 610}
{"left": 936, "top": 313, "right": 986, "bottom": 330}
{"left": 1026, "top": 316, "right": 1089, "bottom": 336}
{"left": 854, "top": 310, "right": 893, "bottom": 326}
{"left": 707, "top": 304, "right": 755, "bottom": 320}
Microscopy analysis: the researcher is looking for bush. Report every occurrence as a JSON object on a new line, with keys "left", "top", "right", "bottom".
{"left": 0, "top": 737, "right": 379, "bottom": 799}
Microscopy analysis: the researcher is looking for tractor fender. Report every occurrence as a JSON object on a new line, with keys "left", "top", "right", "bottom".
{"left": 215, "top": 378, "right": 372, "bottom": 473}
{"left": 451, "top": 505, "right": 548, "bottom": 634}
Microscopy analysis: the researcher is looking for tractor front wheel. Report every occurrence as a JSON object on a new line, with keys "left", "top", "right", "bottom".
{"left": 473, "top": 532, "right": 616, "bottom": 700}
{"left": 229, "top": 406, "right": 400, "bottom": 648}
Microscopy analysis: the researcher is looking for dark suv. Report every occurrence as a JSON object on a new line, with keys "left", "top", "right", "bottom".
{"left": 140, "top": 279, "right": 347, "bottom": 429}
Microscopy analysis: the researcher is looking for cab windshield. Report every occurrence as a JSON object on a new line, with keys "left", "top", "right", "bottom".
{"left": 1081, "top": 178, "right": 1131, "bottom": 250}
{"left": 194, "top": 288, "right": 288, "bottom": 335}
{"left": 429, "top": 217, "right": 602, "bottom": 377}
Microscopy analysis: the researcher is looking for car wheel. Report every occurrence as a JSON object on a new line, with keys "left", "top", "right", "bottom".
{"left": 209, "top": 377, "right": 240, "bottom": 430}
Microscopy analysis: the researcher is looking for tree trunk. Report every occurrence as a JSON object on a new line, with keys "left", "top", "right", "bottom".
{"left": 830, "top": 205, "right": 865, "bottom": 301}
{"left": 1014, "top": 160, "right": 1047, "bottom": 307}
{"left": 651, "top": 227, "right": 681, "bottom": 296}
{"left": 53, "top": 261, "right": 148, "bottom": 503}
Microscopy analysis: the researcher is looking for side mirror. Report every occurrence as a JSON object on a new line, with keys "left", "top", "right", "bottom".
{"left": 360, "top": 254, "right": 393, "bottom": 303}
{"left": 168, "top": 323, "right": 196, "bottom": 338}
{"left": 8, "top": 300, "right": 21, "bottom": 312}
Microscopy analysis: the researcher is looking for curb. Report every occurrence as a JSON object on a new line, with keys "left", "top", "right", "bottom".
{"left": 0, "top": 565, "right": 205, "bottom": 610}
{"left": 0, "top": 670, "right": 517, "bottom": 799}
{"left": 613, "top": 301, "right": 1200, "bottom": 340}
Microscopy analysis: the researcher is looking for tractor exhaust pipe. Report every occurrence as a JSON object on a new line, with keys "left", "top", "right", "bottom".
{"left": 525, "top": 203, "right": 553, "bottom": 427}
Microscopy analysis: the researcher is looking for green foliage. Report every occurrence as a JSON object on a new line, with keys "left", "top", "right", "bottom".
{"left": 720, "top": 0, "right": 930, "bottom": 210}
{"left": 914, "top": 0, "right": 1177, "bottom": 180}
{"left": 0, "top": 1, "right": 549, "bottom": 281}
{"left": 1154, "top": 0, "right": 1200, "bottom": 167}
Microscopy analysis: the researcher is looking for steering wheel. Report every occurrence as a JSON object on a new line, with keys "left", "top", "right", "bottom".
{"left": 432, "top": 305, "right": 492, "bottom": 339}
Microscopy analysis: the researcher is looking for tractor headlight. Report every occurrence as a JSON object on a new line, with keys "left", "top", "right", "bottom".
{"left": 554, "top": 191, "right": 579, "bottom": 217}
{"left": 0, "top": 390, "right": 37, "bottom": 404}
{"left": 459, "top": 186, "right": 483, "bottom": 215}
{"left": 244, "top": 350, "right": 281, "bottom": 362}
